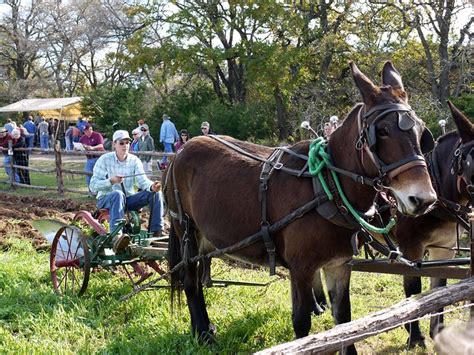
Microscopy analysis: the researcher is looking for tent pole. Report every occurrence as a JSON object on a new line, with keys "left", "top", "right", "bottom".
{"left": 54, "top": 107, "right": 63, "bottom": 143}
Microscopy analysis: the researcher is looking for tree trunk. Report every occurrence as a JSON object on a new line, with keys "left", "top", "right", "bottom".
{"left": 274, "top": 85, "right": 289, "bottom": 140}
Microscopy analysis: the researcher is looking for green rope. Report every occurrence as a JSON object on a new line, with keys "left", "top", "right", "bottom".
{"left": 308, "top": 137, "right": 396, "bottom": 234}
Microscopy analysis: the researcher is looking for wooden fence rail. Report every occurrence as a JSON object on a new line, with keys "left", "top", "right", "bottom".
{"left": 0, "top": 143, "right": 172, "bottom": 196}
{"left": 257, "top": 277, "right": 474, "bottom": 354}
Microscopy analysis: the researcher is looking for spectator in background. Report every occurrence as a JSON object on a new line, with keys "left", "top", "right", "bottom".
{"left": 77, "top": 116, "right": 88, "bottom": 134}
{"left": 11, "top": 128, "right": 30, "bottom": 185}
{"left": 138, "top": 124, "right": 155, "bottom": 175}
{"left": 136, "top": 118, "right": 145, "bottom": 131}
{"left": 64, "top": 122, "right": 75, "bottom": 151}
{"left": 130, "top": 128, "right": 141, "bottom": 153}
{"left": 174, "top": 129, "right": 189, "bottom": 152}
{"left": 323, "top": 122, "right": 334, "bottom": 139}
{"left": 38, "top": 117, "right": 49, "bottom": 150}
{"left": 4, "top": 119, "right": 16, "bottom": 133}
{"left": 0, "top": 127, "right": 18, "bottom": 182}
{"left": 200, "top": 121, "right": 215, "bottom": 136}
{"left": 71, "top": 123, "right": 81, "bottom": 143}
{"left": 159, "top": 114, "right": 178, "bottom": 170}
{"left": 23, "top": 115, "right": 36, "bottom": 148}
{"left": 79, "top": 124, "right": 104, "bottom": 192}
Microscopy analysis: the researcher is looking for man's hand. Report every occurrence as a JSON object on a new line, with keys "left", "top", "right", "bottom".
{"left": 110, "top": 175, "right": 124, "bottom": 185}
{"left": 83, "top": 144, "right": 92, "bottom": 150}
{"left": 151, "top": 181, "right": 161, "bottom": 192}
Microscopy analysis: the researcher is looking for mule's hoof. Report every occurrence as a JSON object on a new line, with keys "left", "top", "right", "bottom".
{"left": 197, "top": 324, "right": 217, "bottom": 345}
{"left": 312, "top": 302, "right": 327, "bottom": 316}
{"left": 407, "top": 336, "right": 426, "bottom": 349}
{"left": 208, "top": 323, "right": 217, "bottom": 335}
{"left": 198, "top": 330, "right": 216, "bottom": 345}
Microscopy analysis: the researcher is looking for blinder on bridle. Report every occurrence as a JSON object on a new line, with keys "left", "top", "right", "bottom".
{"left": 359, "top": 103, "right": 434, "bottom": 183}
{"left": 452, "top": 140, "right": 474, "bottom": 188}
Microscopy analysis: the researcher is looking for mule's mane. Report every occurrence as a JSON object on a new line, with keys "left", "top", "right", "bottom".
{"left": 437, "top": 130, "right": 458, "bottom": 145}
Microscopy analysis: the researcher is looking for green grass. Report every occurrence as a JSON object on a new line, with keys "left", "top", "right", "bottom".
{"left": 0, "top": 236, "right": 470, "bottom": 353}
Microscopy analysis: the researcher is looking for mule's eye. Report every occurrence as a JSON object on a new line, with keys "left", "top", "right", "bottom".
{"left": 377, "top": 126, "right": 390, "bottom": 137}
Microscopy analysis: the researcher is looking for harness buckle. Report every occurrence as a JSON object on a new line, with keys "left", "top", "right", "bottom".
{"left": 388, "top": 249, "right": 402, "bottom": 261}
{"left": 273, "top": 162, "right": 283, "bottom": 170}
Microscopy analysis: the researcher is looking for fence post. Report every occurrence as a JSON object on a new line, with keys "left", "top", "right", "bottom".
{"left": 470, "top": 190, "right": 474, "bottom": 320}
{"left": 54, "top": 141, "right": 64, "bottom": 195}
{"left": 8, "top": 140, "right": 15, "bottom": 190}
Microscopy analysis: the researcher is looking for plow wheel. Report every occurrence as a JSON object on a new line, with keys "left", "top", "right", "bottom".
{"left": 50, "top": 225, "right": 91, "bottom": 296}
{"left": 121, "top": 261, "right": 167, "bottom": 290}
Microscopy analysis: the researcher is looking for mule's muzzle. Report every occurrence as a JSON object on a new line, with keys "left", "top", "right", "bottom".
{"left": 406, "top": 193, "right": 436, "bottom": 216}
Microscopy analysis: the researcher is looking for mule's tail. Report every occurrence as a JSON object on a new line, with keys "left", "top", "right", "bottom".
{"left": 168, "top": 224, "right": 182, "bottom": 308}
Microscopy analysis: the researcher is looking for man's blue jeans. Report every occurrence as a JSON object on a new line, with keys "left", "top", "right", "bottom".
{"left": 25, "top": 136, "right": 34, "bottom": 148}
{"left": 3, "top": 155, "right": 19, "bottom": 182}
{"left": 97, "top": 190, "right": 164, "bottom": 233}
{"left": 40, "top": 134, "right": 49, "bottom": 150}
{"left": 161, "top": 142, "right": 174, "bottom": 164}
{"left": 85, "top": 158, "right": 98, "bottom": 186}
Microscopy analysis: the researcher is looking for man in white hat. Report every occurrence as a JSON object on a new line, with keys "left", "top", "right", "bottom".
{"left": 90, "top": 130, "right": 163, "bottom": 253}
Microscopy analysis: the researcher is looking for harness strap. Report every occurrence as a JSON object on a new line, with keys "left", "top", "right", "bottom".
{"left": 171, "top": 162, "right": 184, "bottom": 224}
{"left": 352, "top": 229, "right": 414, "bottom": 266}
{"left": 209, "top": 134, "right": 381, "bottom": 187}
{"left": 258, "top": 149, "right": 285, "bottom": 275}
{"left": 428, "top": 144, "right": 470, "bottom": 230}
{"left": 385, "top": 157, "right": 427, "bottom": 181}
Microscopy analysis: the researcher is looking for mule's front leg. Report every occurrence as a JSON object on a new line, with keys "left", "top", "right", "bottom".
{"left": 402, "top": 275, "right": 425, "bottom": 347}
{"left": 325, "top": 264, "right": 357, "bottom": 355}
{"left": 290, "top": 270, "right": 315, "bottom": 338}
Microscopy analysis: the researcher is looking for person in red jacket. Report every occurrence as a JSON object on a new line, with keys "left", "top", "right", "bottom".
{"left": 0, "top": 127, "right": 18, "bottom": 182}
{"left": 78, "top": 124, "right": 104, "bottom": 192}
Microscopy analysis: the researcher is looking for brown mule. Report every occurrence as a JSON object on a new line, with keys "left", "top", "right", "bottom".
{"left": 164, "top": 61, "right": 436, "bottom": 354}
{"left": 317, "top": 102, "right": 473, "bottom": 349}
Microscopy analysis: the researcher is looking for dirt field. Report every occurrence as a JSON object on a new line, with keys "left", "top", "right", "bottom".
{"left": 0, "top": 193, "right": 96, "bottom": 250}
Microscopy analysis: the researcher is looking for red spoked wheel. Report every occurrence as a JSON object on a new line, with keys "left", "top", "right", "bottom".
{"left": 50, "top": 225, "right": 91, "bottom": 296}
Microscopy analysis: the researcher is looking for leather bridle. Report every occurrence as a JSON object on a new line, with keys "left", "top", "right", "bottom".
{"left": 356, "top": 103, "right": 434, "bottom": 185}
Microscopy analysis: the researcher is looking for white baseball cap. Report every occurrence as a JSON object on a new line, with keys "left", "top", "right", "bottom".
{"left": 112, "top": 130, "right": 131, "bottom": 142}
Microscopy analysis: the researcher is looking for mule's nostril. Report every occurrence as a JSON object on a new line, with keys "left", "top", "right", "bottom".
{"left": 408, "top": 196, "right": 422, "bottom": 208}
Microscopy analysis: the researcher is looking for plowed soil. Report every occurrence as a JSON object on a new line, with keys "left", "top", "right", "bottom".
{"left": 0, "top": 194, "right": 96, "bottom": 250}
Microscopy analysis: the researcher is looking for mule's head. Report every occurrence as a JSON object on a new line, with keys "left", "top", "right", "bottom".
{"left": 351, "top": 61, "right": 436, "bottom": 216}
{"left": 448, "top": 100, "right": 474, "bottom": 192}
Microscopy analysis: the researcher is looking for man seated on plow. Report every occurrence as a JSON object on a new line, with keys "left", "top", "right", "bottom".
{"left": 90, "top": 130, "right": 163, "bottom": 253}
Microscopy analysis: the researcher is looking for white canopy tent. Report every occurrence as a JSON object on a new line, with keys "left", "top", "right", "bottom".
{"left": 0, "top": 97, "right": 82, "bottom": 113}
{"left": 0, "top": 97, "right": 83, "bottom": 141}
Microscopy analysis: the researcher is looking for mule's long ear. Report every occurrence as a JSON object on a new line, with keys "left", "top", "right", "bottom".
{"left": 448, "top": 100, "right": 474, "bottom": 143}
{"left": 381, "top": 61, "right": 404, "bottom": 91}
{"left": 350, "top": 61, "right": 377, "bottom": 105}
